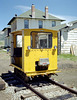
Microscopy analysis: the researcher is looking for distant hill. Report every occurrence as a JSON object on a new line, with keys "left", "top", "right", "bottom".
{"left": 0, "top": 31, "right": 4, "bottom": 41}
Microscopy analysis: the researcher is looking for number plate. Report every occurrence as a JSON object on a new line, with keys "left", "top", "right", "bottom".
{"left": 39, "top": 58, "right": 49, "bottom": 66}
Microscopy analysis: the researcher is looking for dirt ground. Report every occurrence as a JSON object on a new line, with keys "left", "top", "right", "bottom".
{"left": 0, "top": 50, "right": 13, "bottom": 75}
{"left": 0, "top": 50, "right": 77, "bottom": 99}
{"left": 52, "top": 58, "right": 77, "bottom": 88}
{"left": 0, "top": 50, "right": 77, "bottom": 88}
{"left": 0, "top": 50, "right": 14, "bottom": 100}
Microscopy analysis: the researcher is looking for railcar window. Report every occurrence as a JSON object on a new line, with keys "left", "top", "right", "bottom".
{"left": 16, "top": 35, "right": 22, "bottom": 47}
{"left": 31, "top": 32, "right": 52, "bottom": 49}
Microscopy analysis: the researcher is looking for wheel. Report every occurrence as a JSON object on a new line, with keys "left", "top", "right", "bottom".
{"left": 48, "top": 74, "right": 52, "bottom": 78}
{"left": 24, "top": 76, "right": 30, "bottom": 82}
{"left": 14, "top": 68, "right": 18, "bottom": 75}
{"left": 14, "top": 68, "right": 30, "bottom": 82}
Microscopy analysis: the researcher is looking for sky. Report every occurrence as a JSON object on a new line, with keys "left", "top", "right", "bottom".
{"left": 0, "top": 0, "right": 77, "bottom": 31}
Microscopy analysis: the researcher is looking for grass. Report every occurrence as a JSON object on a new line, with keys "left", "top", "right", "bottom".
{"left": 58, "top": 54, "right": 77, "bottom": 61}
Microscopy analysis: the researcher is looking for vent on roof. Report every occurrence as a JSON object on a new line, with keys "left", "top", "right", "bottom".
{"left": 15, "top": 14, "right": 17, "bottom": 17}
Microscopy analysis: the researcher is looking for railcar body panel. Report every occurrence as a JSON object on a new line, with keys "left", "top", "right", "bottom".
{"left": 10, "top": 29, "right": 59, "bottom": 77}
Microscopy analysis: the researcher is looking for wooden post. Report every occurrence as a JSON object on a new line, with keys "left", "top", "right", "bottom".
{"left": 58, "top": 31, "right": 61, "bottom": 55}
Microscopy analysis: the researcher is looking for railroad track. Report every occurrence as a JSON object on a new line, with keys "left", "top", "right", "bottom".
{"left": 1, "top": 71, "right": 77, "bottom": 100}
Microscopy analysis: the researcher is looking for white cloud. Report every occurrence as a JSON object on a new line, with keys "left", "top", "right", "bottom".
{"left": 15, "top": 5, "right": 31, "bottom": 12}
{"left": 56, "top": 15, "right": 77, "bottom": 23}
{"left": 50, "top": 13, "right": 77, "bottom": 23}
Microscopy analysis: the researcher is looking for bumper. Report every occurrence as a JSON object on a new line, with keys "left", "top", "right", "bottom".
{"left": 10, "top": 64, "right": 60, "bottom": 76}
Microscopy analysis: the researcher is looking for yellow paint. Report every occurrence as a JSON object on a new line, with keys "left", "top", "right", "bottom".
{"left": 10, "top": 64, "right": 23, "bottom": 71}
{"left": 10, "top": 29, "right": 59, "bottom": 77}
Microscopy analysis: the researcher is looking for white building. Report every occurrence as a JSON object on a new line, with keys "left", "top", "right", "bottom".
{"left": 8, "top": 4, "right": 64, "bottom": 32}
{"left": 52, "top": 20, "right": 77, "bottom": 54}
{"left": 2, "top": 26, "right": 11, "bottom": 48}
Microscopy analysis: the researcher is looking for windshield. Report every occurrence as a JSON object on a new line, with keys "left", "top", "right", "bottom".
{"left": 31, "top": 32, "right": 52, "bottom": 49}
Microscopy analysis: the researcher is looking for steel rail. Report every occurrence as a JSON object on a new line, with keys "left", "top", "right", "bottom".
{"left": 8, "top": 71, "right": 49, "bottom": 100}
{"left": 47, "top": 78, "right": 77, "bottom": 95}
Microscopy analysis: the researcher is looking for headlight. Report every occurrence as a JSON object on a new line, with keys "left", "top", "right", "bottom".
{"left": 27, "top": 46, "right": 31, "bottom": 50}
{"left": 54, "top": 46, "right": 57, "bottom": 49}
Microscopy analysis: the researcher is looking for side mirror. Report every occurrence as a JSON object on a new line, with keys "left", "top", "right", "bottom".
{"left": 27, "top": 46, "right": 31, "bottom": 50}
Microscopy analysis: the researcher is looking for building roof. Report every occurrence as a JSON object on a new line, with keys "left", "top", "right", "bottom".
{"left": 51, "top": 23, "right": 67, "bottom": 31}
{"left": 72, "top": 28, "right": 77, "bottom": 31}
{"left": 19, "top": 9, "right": 64, "bottom": 20}
{"left": 8, "top": 8, "right": 65, "bottom": 25}
{"left": 2, "top": 26, "right": 11, "bottom": 31}
{"left": 51, "top": 20, "right": 77, "bottom": 31}
{"left": 68, "top": 20, "right": 77, "bottom": 24}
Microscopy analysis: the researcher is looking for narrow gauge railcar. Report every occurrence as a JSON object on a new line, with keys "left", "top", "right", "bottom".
{"left": 10, "top": 29, "right": 59, "bottom": 81}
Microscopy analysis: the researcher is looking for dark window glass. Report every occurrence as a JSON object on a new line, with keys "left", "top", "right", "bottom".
{"left": 39, "top": 21, "right": 43, "bottom": 28}
{"left": 40, "top": 39, "right": 47, "bottom": 48}
{"left": 31, "top": 32, "right": 52, "bottom": 49}
{"left": 52, "top": 21, "right": 56, "bottom": 27}
{"left": 48, "top": 34, "right": 52, "bottom": 48}
{"left": 24, "top": 20, "right": 29, "bottom": 29}
{"left": 8, "top": 28, "right": 11, "bottom": 36}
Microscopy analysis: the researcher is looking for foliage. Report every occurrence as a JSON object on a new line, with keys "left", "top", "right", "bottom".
{"left": 0, "top": 49, "right": 6, "bottom": 53}
{"left": 0, "top": 33, "right": 4, "bottom": 40}
{"left": 0, "top": 41, "right": 4, "bottom": 46}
